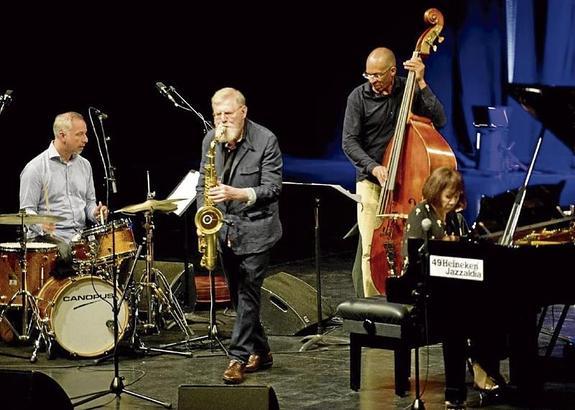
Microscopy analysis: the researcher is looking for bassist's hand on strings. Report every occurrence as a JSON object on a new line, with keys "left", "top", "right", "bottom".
{"left": 372, "top": 165, "right": 389, "bottom": 186}
{"left": 403, "top": 56, "right": 427, "bottom": 89}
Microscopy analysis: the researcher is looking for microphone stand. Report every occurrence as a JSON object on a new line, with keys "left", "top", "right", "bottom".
{"left": 156, "top": 83, "right": 213, "bottom": 313}
{"left": 88, "top": 106, "right": 118, "bottom": 208}
{"left": 74, "top": 112, "right": 171, "bottom": 408}
{"left": 161, "top": 84, "right": 214, "bottom": 133}
{"left": 72, "top": 215, "right": 171, "bottom": 408}
{"left": 411, "top": 222, "right": 432, "bottom": 410}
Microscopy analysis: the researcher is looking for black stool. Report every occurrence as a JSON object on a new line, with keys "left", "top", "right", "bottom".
{"left": 337, "top": 296, "right": 434, "bottom": 397}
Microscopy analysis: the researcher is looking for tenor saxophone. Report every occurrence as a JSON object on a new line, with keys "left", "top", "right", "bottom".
{"left": 195, "top": 127, "right": 225, "bottom": 271}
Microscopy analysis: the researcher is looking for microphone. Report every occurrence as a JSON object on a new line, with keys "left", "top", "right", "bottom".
{"left": 155, "top": 81, "right": 178, "bottom": 105}
{"left": 106, "top": 320, "right": 114, "bottom": 330}
{"left": 0, "top": 89, "right": 13, "bottom": 102}
{"left": 421, "top": 218, "right": 432, "bottom": 233}
{"left": 0, "top": 90, "right": 13, "bottom": 115}
{"left": 93, "top": 107, "right": 108, "bottom": 120}
{"left": 418, "top": 218, "right": 432, "bottom": 256}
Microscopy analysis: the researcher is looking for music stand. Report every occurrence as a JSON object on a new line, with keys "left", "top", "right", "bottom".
{"left": 283, "top": 182, "right": 359, "bottom": 351}
{"left": 166, "top": 170, "right": 199, "bottom": 311}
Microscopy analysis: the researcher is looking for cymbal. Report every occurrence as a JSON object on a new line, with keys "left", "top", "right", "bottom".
{"left": 0, "top": 213, "right": 66, "bottom": 225}
{"left": 117, "top": 198, "right": 185, "bottom": 214}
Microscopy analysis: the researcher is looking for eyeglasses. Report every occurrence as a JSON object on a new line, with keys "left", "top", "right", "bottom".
{"left": 213, "top": 105, "right": 244, "bottom": 119}
{"left": 362, "top": 66, "right": 394, "bottom": 80}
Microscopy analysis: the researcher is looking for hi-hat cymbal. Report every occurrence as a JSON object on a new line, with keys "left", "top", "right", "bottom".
{"left": 117, "top": 198, "right": 185, "bottom": 214}
{"left": 0, "top": 213, "right": 66, "bottom": 225}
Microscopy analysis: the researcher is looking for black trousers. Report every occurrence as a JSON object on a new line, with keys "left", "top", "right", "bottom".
{"left": 220, "top": 246, "right": 271, "bottom": 363}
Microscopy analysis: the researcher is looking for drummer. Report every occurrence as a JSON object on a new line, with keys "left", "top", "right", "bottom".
{"left": 19, "top": 111, "right": 109, "bottom": 276}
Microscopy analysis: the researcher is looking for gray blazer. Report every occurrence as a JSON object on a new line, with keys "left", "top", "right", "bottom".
{"left": 197, "top": 119, "right": 283, "bottom": 255}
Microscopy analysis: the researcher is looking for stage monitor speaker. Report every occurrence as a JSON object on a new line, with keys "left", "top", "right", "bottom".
{"left": 0, "top": 369, "right": 73, "bottom": 409}
{"left": 132, "top": 259, "right": 187, "bottom": 284}
{"left": 261, "top": 271, "right": 335, "bottom": 336}
{"left": 178, "top": 384, "right": 279, "bottom": 410}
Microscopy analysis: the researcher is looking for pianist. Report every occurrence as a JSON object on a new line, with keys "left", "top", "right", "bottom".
{"left": 402, "top": 167, "right": 505, "bottom": 408}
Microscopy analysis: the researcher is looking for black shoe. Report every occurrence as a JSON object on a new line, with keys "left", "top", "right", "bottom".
{"left": 445, "top": 399, "right": 466, "bottom": 409}
{"left": 478, "top": 385, "right": 504, "bottom": 407}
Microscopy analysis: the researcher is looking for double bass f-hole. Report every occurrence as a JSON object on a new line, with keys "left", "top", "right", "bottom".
{"left": 369, "top": 8, "right": 456, "bottom": 294}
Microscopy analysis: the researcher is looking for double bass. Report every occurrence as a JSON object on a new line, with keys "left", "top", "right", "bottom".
{"left": 369, "top": 8, "right": 457, "bottom": 294}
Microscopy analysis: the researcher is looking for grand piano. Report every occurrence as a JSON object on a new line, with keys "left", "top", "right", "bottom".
{"left": 387, "top": 84, "right": 575, "bottom": 397}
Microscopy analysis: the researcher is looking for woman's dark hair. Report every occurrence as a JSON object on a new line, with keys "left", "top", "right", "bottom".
{"left": 422, "top": 167, "right": 466, "bottom": 210}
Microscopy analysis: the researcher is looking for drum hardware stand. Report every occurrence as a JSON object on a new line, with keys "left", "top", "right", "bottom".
{"left": 159, "top": 266, "right": 228, "bottom": 355}
{"left": 0, "top": 215, "right": 53, "bottom": 362}
{"left": 72, "top": 215, "right": 171, "bottom": 409}
{"left": 113, "top": 175, "right": 196, "bottom": 357}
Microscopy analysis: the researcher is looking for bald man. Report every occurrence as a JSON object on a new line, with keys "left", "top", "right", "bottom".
{"left": 342, "top": 47, "right": 447, "bottom": 297}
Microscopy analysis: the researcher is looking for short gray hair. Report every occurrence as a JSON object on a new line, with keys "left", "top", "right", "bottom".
{"left": 53, "top": 111, "right": 84, "bottom": 137}
{"left": 211, "top": 87, "right": 246, "bottom": 107}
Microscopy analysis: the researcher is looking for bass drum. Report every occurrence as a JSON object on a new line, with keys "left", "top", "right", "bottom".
{"left": 37, "top": 275, "right": 129, "bottom": 358}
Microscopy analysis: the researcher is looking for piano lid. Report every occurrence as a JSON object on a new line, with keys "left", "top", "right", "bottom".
{"left": 473, "top": 181, "right": 565, "bottom": 235}
{"left": 508, "top": 84, "right": 575, "bottom": 153}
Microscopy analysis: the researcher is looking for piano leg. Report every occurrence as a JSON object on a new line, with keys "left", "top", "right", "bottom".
{"left": 508, "top": 305, "right": 542, "bottom": 399}
{"left": 442, "top": 332, "right": 468, "bottom": 403}
{"left": 544, "top": 305, "right": 571, "bottom": 358}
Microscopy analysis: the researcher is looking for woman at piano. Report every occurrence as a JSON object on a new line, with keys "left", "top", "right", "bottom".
{"left": 402, "top": 167, "right": 506, "bottom": 407}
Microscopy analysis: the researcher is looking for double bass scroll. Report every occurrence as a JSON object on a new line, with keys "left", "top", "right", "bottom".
{"left": 369, "top": 8, "right": 456, "bottom": 294}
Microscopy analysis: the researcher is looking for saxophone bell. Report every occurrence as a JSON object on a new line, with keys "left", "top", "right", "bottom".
{"left": 195, "top": 205, "right": 224, "bottom": 235}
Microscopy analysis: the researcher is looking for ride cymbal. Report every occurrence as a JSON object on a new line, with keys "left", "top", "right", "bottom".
{"left": 116, "top": 198, "right": 185, "bottom": 214}
{"left": 0, "top": 213, "right": 66, "bottom": 225}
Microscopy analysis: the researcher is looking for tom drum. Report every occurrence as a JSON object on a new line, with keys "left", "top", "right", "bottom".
{"left": 0, "top": 242, "right": 58, "bottom": 306}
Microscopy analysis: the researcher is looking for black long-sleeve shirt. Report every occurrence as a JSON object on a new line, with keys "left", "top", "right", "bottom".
{"left": 342, "top": 77, "right": 447, "bottom": 185}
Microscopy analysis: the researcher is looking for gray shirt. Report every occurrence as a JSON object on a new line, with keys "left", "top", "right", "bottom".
{"left": 19, "top": 142, "right": 98, "bottom": 243}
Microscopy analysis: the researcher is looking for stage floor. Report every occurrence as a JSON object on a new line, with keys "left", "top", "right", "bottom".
{"left": 1, "top": 251, "right": 575, "bottom": 409}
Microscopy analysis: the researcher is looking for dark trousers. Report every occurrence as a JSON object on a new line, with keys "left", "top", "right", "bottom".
{"left": 220, "top": 246, "right": 271, "bottom": 363}
{"left": 31, "top": 235, "right": 75, "bottom": 277}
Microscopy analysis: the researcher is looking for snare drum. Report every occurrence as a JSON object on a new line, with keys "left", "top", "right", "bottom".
{"left": 0, "top": 242, "right": 59, "bottom": 306}
{"left": 70, "top": 239, "right": 94, "bottom": 275}
{"left": 37, "top": 275, "right": 130, "bottom": 357}
{"left": 81, "top": 219, "right": 137, "bottom": 264}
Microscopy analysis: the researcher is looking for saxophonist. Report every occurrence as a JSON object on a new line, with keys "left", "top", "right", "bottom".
{"left": 196, "top": 87, "right": 283, "bottom": 385}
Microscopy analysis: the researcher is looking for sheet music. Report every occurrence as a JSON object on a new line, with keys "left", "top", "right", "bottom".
{"left": 168, "top": 170, "right": 200, "bottom": 217}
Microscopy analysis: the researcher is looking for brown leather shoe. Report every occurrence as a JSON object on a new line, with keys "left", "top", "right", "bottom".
{"left": 223, "top": 360, "right": 246, "bottom": 384}
{"left": 245, "top": 352, "right": 273, "bottom": 373}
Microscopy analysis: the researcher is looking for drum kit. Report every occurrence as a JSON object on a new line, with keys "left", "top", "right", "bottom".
{"left": 0, "top": 197, "right": 193, "bottom": 362}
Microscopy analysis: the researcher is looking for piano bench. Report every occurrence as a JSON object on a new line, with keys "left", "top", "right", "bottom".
{"left": 337, "top": 296, "right": 428, "bottom": 397}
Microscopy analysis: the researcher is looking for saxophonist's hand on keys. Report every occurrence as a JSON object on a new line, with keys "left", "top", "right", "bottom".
{"left": 209, "top": 183, "right": 250, "bottom": 203}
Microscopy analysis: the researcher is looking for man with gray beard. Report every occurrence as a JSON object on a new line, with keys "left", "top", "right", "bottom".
{"left": 196, "top": 87, "right": 283, "bottom": 384}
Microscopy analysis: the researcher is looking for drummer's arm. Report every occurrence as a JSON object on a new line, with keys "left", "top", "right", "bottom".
{"left": 19, "top": 165, "right": 45, "bottom": 237}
